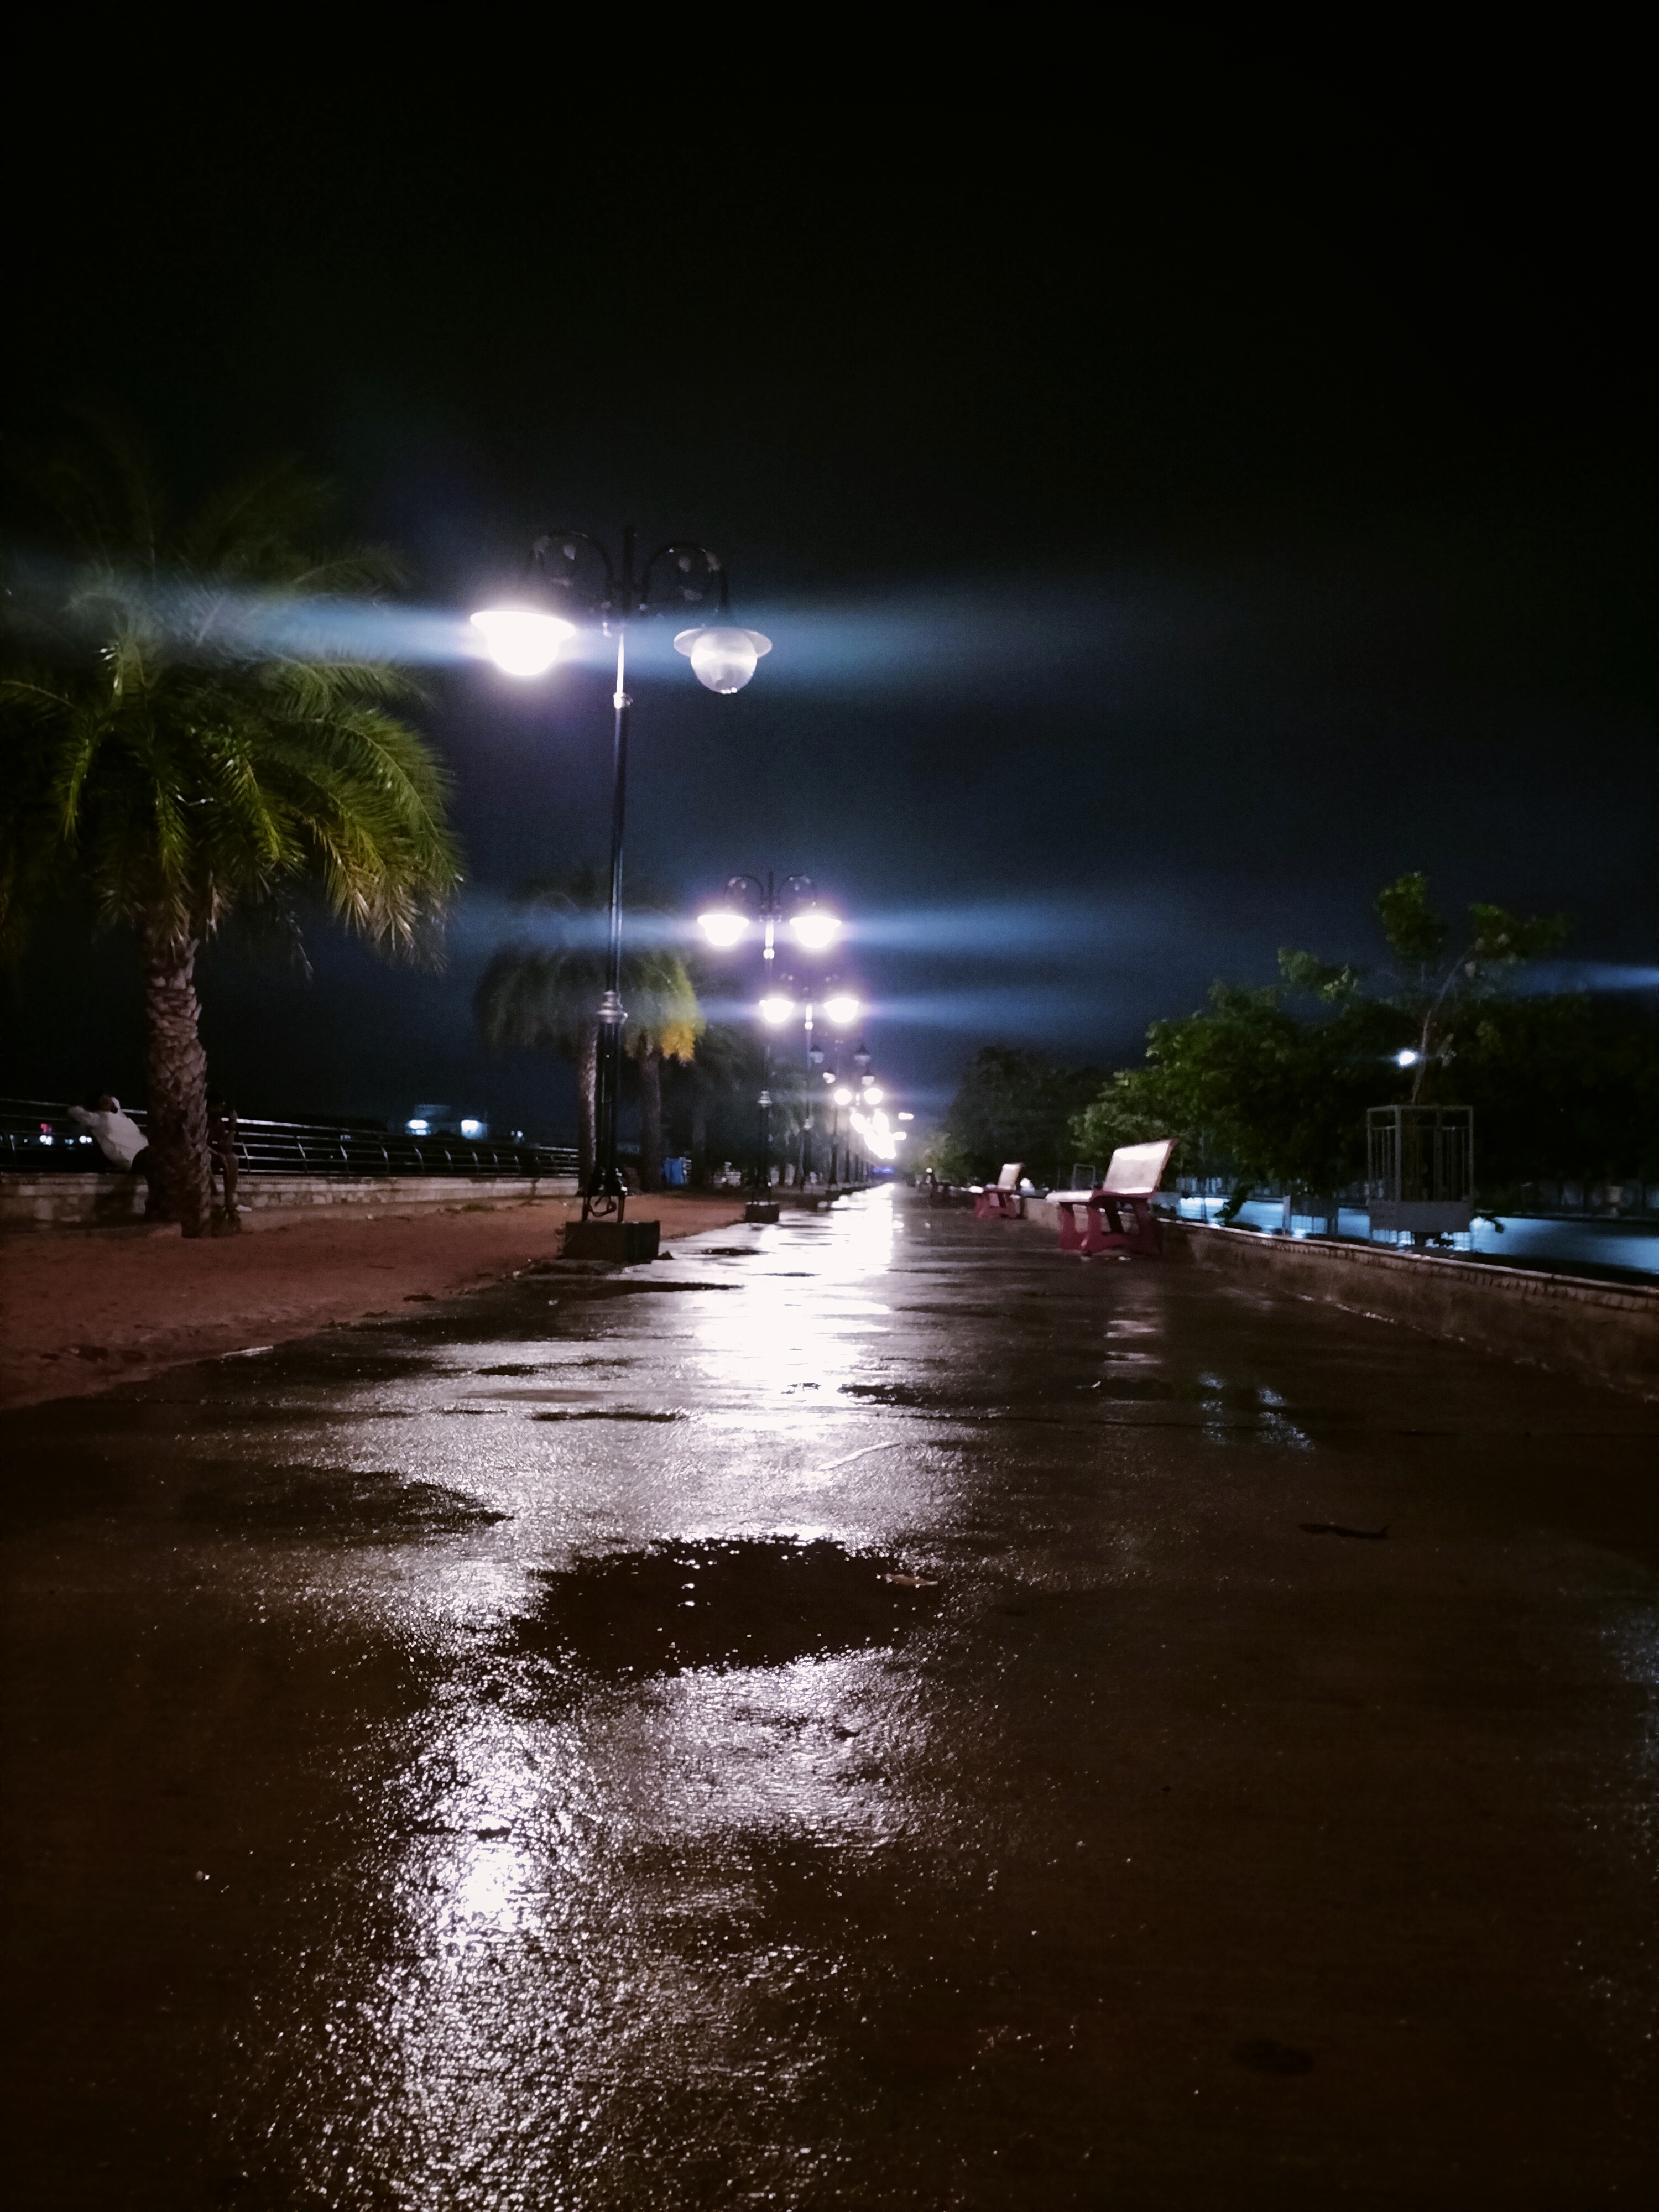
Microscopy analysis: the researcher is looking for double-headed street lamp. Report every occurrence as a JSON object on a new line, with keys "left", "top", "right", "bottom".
{"left": 472, "top": 529, "right": 770, "bottom": 1235}
{"left": 697, "top": 873, "right": 853, "bottom": 1195}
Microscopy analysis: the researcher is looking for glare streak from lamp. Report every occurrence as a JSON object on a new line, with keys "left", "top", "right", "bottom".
{"left": 472, "top": 528, "right": 769, "bottom": 1224}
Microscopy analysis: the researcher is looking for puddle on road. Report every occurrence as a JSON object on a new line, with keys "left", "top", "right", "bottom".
{"left": 179, "top": 1467, "right": 509, "bottom": 1540}
{"left": 512, "top": 1537, "right": 945, "bottom": 1678}
{"left": 527, "top": 1408, "right": 681, "bottom": 1423}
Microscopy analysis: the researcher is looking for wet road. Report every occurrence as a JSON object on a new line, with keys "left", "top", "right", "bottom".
{"left": 3, "top": 1190, "right": 1656, "bottom": 2208}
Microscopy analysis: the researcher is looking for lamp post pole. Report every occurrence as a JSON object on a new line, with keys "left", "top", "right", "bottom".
{"left": 472, "top": 533, "right": 770, "bottom": 1244}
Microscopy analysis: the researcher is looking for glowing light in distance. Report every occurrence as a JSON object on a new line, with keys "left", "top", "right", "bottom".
{"left": 698, "top": 907, "right": 749, "bottom": 947}
{"left": 406, "top": 1118, "right": 430, "bottom": 1135}
{"left": 789, "top": 909, "right": 841, "bottom": 951}
{"left": 674, "top": 625, "right": 773, "bottom": 694}
{"left": 864, "top": 1085, "right": 884, "bottom": 1103}
{"left": 1395, "top": 1048, "right": 1421, "bottom": 1067}
{"left": 758, "top": 994, "right": 795, "bottom": 1025}
{"left": 460, "top": 1118, "right": 483, "bottom": 1136}
{"left": 897, "top": 1110, "right": 914, "bottom": 1121}
{"left": 833, "top": 1086, "right": 853, "bottom": 1105}
{"left": 469, "top": 607, "right": 575, "bottom": 677}
{"left": 821, "top": 992, "right": 859, "bottom": 1025}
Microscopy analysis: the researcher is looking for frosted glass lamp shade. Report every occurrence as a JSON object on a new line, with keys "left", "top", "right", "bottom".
{"left": 470, "top": 606, "right": 575, "bottom": 677}
{"left": 788, "top": 908, "right": 840, "bottom": 950}
{"left": 698, "top": 908, "right": 749, "bottom": 947}
{"left": 674, "top": 625, "right": 773, "bottom": 694}
{"left": 758, "top": 994, "right": 795, "bottom": 1025}
{"left": 822, "top": 993, "right": 860, "bottom": 1026}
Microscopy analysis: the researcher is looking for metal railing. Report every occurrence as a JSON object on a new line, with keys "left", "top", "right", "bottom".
{"left": 0, "top": 1099, "right": 578, "bottom": 1181}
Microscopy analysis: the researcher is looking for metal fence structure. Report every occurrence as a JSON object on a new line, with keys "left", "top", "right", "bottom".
{"left": 0, "top": 1099, "right": 579, "bottom": 1181}
{"left": 1365, "top": 1104, "right": 1474, "bottom": 1238}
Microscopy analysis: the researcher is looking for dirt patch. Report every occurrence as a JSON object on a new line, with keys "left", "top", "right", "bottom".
{"left": 0, "top": 1195, "right": 748, "bottom": 1411}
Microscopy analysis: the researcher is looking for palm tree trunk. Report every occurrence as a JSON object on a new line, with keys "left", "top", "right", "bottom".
{"left": 578, "top": 1019, "right": 598, "bottom": 1183}
{"left": 140, "top": 921, "right": 211, "bottom": 1238}
{"left": 639, "top": 1047, "right": 663, "bottom": 1192}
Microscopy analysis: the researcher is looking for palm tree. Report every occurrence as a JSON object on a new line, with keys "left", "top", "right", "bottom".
{"left": 0, "top": 422, "right": 462, "bottom": 1237}
{"left": 475, "top": 871, "right": 704, "bottom": 1188}
{"left": 683, "top": 1021, "right": 753, "bottom": 1186}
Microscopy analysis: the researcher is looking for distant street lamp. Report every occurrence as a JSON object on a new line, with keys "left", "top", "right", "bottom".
{"left": 697, "top": 872, "right": 846, "bottom": 1194}
{"left": 473, "top": 529, "right": 770, "bottom": 1237}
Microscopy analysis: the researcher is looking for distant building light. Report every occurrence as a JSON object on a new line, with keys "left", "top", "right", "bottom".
{"left": 896, "top": 1111, "right": 914, "bottom": 1121}
{"left": 406, "top": 1118, "right": 430, "bottom": 1135}
{"left": 460, "top": 1118, "right": 484, "bottom": 1136}
{"left": 1395, "top": 1049, "right": 1421, "bottom": 1067}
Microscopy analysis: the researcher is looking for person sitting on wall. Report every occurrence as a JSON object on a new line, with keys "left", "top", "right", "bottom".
{"left": 69, "top": 1095, "right": 153, "bottom": 1210}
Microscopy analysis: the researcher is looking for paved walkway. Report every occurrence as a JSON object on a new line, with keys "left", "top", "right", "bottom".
{"left": 2, "top": 1191, "right": 1653, "bottom": 2207}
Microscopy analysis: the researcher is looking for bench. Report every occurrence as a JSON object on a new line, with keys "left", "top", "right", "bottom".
{"left": 974, "top": 1163, "right": 1026, "bottom": 1220}
{"left": 1053, "top": 1138, "right": 1176, "bottom": 1258}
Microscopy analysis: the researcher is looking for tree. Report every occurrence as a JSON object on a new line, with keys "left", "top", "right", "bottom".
{"left": 677, "top": 1020, "right": 752, "bottom": 1186}
{"left": 0, "top": 422, "right": 462, "bottom": 1235}
{"left": 475, "top": 870, "right": 703, "bottom": 1187}
{"left": 1072, "top": 974, "right": 1405, "bottom": 1209}
{"left": 927, "top": 1047, "right": 1103, "bottom": 1185}
{"left": 1071, "top": 872, "right": 1605, "bottom": 1213}
{"left": 1371, "top": 871, "right": 1569, "bottom": 1100}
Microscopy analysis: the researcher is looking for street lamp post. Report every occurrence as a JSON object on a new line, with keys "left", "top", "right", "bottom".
{"left": 698, "top": 873, "right": 841, "bottom": 1215}
{"left": 473, "top": 530, "right": 769, "bottom": 1258}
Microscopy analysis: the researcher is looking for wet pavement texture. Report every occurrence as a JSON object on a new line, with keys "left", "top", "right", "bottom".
{"left": 2, "top": 1190, "right": 1656, "bottom": 2209}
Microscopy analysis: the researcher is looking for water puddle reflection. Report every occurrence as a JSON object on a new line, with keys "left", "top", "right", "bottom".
{"left": 510, "top": 1538, "right": 945, "bottom": 1679}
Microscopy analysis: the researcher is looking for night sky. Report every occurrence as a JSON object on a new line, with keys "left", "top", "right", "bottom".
{"left": 4, "top": 43, "right": 1650, "bottom": 1139}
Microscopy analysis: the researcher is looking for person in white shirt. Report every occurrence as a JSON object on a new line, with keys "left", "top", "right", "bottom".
{"left": 69, "top": 1096, "right": 152, "bottom": 1190}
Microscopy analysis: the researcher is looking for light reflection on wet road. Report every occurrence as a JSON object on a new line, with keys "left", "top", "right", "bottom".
{"left": 3, "top": 1190, "right": 1656, "bottom": 2207}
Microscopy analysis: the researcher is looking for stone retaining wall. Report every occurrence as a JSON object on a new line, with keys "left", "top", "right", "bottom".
{"left": 1024, "top": 1199, "right": 1657, "bottom": 1400}
{"left": 0, "top": 1172, "right": 580, "bottom": 1230}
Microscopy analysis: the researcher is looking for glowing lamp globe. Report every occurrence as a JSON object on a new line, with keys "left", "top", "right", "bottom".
{"left": 674, "top": 625, "right": 773, "bottom": 694}
{"left": 758, "top": 994, "right": 795, "bottom": 1025}
{"left": 822, "top": 993, "right": 860, "bottom": 1026}
{"left": 833, "top": 1086, "right": 853, "bottom": 1106}
{"left": 470, "top": 606, "right": 575, "bottom": 677}
{"left": 698, "top": 907, "right": 749, "bottom": 947}
{"left": 864, "top": 1085, "right": 884, "bottom": 1104}
{"left": 1395, "top": 1048, "right": 1421, "bottom": 1067}
{"left": 789, "top": 907, "right": 840, "bottom": 951}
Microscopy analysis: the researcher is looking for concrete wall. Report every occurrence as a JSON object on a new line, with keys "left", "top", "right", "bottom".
{"left": 1025, "top": 1201, "right": 1658, "bottom": 1401}
{"left": 0, "top": 1173, "right": 580, "bottom": 1230}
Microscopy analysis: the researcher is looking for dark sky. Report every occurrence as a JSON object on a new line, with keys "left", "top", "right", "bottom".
{"left": 4, "top": 40, "right": 1650, "bottom": 1136}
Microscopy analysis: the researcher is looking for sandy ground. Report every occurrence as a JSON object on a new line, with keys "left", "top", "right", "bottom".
{"left": 0, "top": 1194, "right": 749, "bottom": 1410}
